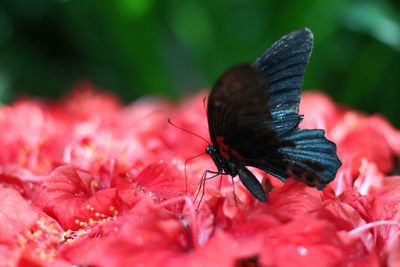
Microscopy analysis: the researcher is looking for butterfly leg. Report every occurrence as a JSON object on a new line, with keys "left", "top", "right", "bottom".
{"left": 230, "top": 176, "right": 238, "bottom": 206}
{"left": 194, "top": 170, "right": 222, "bottom": 210}
{"left": 184, "top": 152, "right": 207, "bottom": 195}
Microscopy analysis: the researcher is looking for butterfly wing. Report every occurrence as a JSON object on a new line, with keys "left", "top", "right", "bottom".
{"left": 249, "top": 28, "right": 341, "bottom": 187}
{"left": 253, "top": 28, "right": 313, "bottom": 135}
{"left": 207, "top": 28, "right": 341, "bottom": 189}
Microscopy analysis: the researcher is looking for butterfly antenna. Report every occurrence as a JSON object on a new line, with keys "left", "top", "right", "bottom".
{"left": 167, "top": 119, "right": 210, "bottom": 145}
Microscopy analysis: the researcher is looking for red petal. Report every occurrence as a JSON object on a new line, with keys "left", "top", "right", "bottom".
{"left": 61, "top": 199, "right": 189, "bottom": 267}
{"left": 369, "top": 176, "right": 400, "bottom": 220}
{"left": 183, "top": 231, "right": 263, "bottom": 267}
{"left": 36, "top": 165, "right": 94, "bottom": 229}
{"left": 266, "top": 180, "right": 322, "bottom": 220}
{"left": 135, "top": 162, "right": 186, "bottom": 199}
{"left": 299, "top": 91, "right": 339, "bottom": 132}
{"left": 259, "top": 218, "right": 368, "bottom": 267}
{"left": 339, "top": 123, "right": 392, "bottom": 175}
{"left": 315, "top": 199, "right": 365, "bottom": 231}
{"left": 0, "top": 187, "right": 38, "bottom": 243}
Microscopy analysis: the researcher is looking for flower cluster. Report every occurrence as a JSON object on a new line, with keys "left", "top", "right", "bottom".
{"left": 0, "top": 83, "right": 399, "bottom": 266}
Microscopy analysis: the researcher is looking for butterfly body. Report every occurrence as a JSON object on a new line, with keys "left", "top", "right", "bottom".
{"left": 206, "top": 28, "right": 342, "bottom": 202}
{"left": 206, "top": 145, "right": 237, "bottom": 175}
{"left": 205, "top": 144, "right": 267, "bottom": 202}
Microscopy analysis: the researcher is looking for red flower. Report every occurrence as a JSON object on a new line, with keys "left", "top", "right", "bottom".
{"left": 1, "top": 85, "right": 400, "bottom": 266}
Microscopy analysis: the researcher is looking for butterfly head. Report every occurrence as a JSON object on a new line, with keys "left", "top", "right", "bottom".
{"left": 205, "top": 145, "right": 219, "bottom": 165}
{"left": 206, "top": 144, "right": 230, "bottom": 174}
{"left": 205, "top": 145, "right": 217, "bottom": 155}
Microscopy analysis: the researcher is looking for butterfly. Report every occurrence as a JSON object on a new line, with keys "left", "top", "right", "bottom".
{"left": 205, "top": 28, "right": 342, "bottom": 202}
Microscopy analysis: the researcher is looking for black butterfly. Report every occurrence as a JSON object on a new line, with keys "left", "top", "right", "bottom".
{"left": 205, "top": 28, "right": 341, "bottom": 202}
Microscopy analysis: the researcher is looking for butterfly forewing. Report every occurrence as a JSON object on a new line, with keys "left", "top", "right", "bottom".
{"left": 254, "top": 28, "right": 313, "bottom": 135}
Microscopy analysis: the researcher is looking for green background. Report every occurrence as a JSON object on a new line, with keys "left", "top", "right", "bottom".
{"left": 0, "top": 0, "right": 399, "bottom": 126}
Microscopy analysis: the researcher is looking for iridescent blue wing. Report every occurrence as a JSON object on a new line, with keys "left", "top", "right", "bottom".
{"left": 253, "top": 28, "right": 313, "bottom": 135}
{"left": 247, "top": 28, "right": 341, "bottom": 188}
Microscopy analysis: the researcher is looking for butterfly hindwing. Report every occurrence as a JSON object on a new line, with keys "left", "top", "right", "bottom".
{"left": 278, "top": 129, "right": 342, "bottom": 188}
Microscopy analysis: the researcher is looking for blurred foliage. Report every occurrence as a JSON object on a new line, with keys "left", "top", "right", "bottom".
{"left": 0, "top": 0, "right": 399, "bottom": 126}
